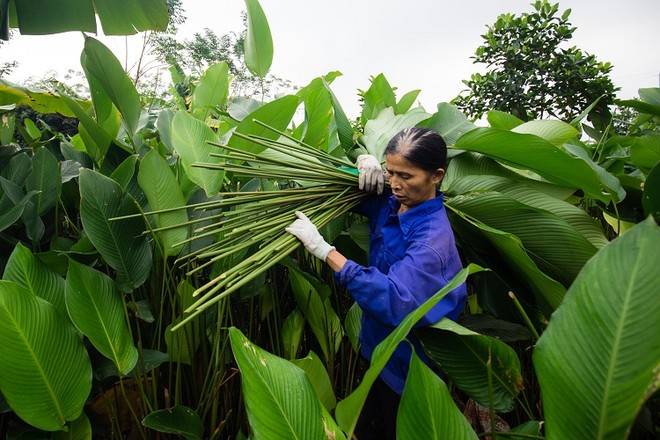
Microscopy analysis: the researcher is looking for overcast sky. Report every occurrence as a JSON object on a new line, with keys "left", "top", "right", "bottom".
{"left": 2, "top": 0, "right": 659, "bottom": 118}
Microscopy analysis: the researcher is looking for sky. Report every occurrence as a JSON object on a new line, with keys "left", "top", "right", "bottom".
{"left": 1, "top": 0, "right": 659, "bottom": 119}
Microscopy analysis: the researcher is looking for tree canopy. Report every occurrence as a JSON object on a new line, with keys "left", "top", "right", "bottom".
{"left": 452, "top": 1, "right": 618, "bottom": 128}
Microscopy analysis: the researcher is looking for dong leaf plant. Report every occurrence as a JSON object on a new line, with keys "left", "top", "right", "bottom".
{"left": 0, "top": 0, "right": 658, "bottom": 437}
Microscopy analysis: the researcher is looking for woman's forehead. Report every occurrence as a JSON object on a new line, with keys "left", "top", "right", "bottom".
{"left": 385, "top": 152, "right": 418, "bottom": 171}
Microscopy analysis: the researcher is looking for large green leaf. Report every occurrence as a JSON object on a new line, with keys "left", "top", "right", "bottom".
{"left": 454, "top": 127, "right": 612, "bottom": 203}
{"left": 111, "top": 154, "right": 138, "bottom": 191}
{"left": 137, "top": 150, "right": 188, "bottom": 256}
{"left": 397, "top": 353, "right": 478, "bottom": 440}
{"left": 190, "top": 62, "right": 230, "bottom": 121}
{"left": 1, "top": 151, "right": 31, "bottom": 184}
{"left": 281, "top": 309, "right": 304, "bottom": 360}
{"left": 301, "top": 86, "right": 333, "bottom": 151}
{"left": 288, "top": 263, "right": 343, "bottom": 362}
{"left": 0, "top": 177, "right": 39, "bottom": 233}
{"left": 417, "top": 319, "right": 523, "bottom": 412}
{"left": 65, "top": 259, "right": 138, "bottom": 376}
{"left": 562, "top": 143, "right": 626, "bottom": 202}
{"left": 291, "top": 351, "right": 337, "bottom": 411}
{"left": 360, "top": 73, "right": 397, "bottom": 125}
{"left": 92, "top": 0, "right": 168, "bottom": 35}
{"left": 396, "top": 89, "right": 421, "bottom": 114}
{"left": 142, "top": 406, "right": 203, "bottom": 440}
{"left": 25, "top": 146, "right": 59, "bottom": 216}
{"left": 335, "top": 265, "right": 482, "bottom": 437}
{"left": 7, "top": 0, "right": 167, "bottom": 35}
{"left": 324, "top": 78, "right": 354, "bottom": 152}
{"left": 52, "top": 412, "right": 92, "bottom": 440}
{"left": 448, "top": 191, "right": 597, "bottom": 288}
{"left": 171, "top": 110, "right": 223, "bottom": 198}
{"left": 243, "top": 0, "right": 273, "bottom": 78}
{"left": 59, "top": 93, "right": 112, "bottom": 163}
{"left": 487, "top": 110, "right": 524, "bottom": 130}
{"left": 448, "top": 174, "right": 609, "bottom": 249}
{"left": 4, "top": 243, "right": 67, "bottom": 318}
{"left": 82, "top": 36, "right": 141, "bottom": 138}
{"left": 80, "top": 50, "right": 122, "bottom": 139}
{"left": 630, "top": 133, "right": 660, "bottom": 173}
{"left": 511, "top": 119, "right": 579, "bottom": 146}
{"left": 361, "top": 106, "right": 431, "bottom": 160}
{"left": 444, "top": 151, "right": 577, "bottom": 200}
{"left": 227, "top": 95, "right": 300, "bottom": 154}
{"left": 0, "top": 281, "right": 92, "bottom": 432}
{"left": 344, "top": 302, "right": 362, "bottom": 352}
{"left": 534, "top": 217, "right": 660, "bottom": 440}
{"left": 423, "top": 103, "right": 477, "bottom": 147}
{"left": 0, "top": 79, "right": 82, "bottom": 117}
{"left": 79, "top": 168, "right": 152, "bottom": 292}
{"left": 446, "top": 203, "right": 566, "bottom": 318}
{"left": 229, "top": 327, "right": 346, "bottom": 440}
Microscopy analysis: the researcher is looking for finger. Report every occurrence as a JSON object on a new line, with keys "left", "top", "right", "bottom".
{"left": 370, "top": 170, "right": 379, "bottom": 192}
{"left": 285, "top": 224, "right": 304, "bottom": 237}
{"left": 377, "top": 173, "right": 384, "bottom": 194}
{"left": 295, "top": 211, "right": 309, "bottom": 221}
{"left": 359, "top": 170, "right": 366, "bottom": 190}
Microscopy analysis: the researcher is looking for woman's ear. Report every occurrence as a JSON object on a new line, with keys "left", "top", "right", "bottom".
{"left": 433, "top": 168, "right": 445, "bottom": 184}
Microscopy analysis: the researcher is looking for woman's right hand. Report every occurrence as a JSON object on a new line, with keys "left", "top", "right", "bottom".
{"left": 356, "top": 154, "right": 385, "bottom": 194}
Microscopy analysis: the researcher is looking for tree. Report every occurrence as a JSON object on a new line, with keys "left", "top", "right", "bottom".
{"left": 0, "top": 30, "right": 17, "bottom": 77}
{"left": 150, "top": 15, "right": 293, "bottom": 101}
{"left": 452, "top": 1, "right": 618, "bottom": 128}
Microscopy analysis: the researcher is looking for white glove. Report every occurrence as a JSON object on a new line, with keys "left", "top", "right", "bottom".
{"left": 356, "top": 154, "right": 384, "bottom": 194}
{"left": 285, "top": 211, "right": 335, "bottom": 261}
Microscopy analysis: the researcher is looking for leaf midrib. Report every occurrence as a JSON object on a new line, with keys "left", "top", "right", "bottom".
{"left": 7, "top": 308, "right": 65, "bottom": 424}
{"left": 596, "top": 250, "right": 640, "bottom": 438}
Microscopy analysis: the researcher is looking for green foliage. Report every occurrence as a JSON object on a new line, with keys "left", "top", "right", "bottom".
{"left": 65, "top": 259, "right": 139, "bottom": 376}
{"left": 397, "top": 353, "right": 478, "bottom": 440}
{"left": 142, "top": 405, "right": 204, "bottom": 440}
{"left": 453, "top": 0, "right": 617, "bottom": 127}
{"left": 1, "top": 3, "right": 659, "bottom": 438}
{"left": 243, "top": 0, "right": 273, "bottom": 78}
{"left": 137, "top": 149, "right": 188, "bottom": 256}
{"left": 79, "top": 169, "right": 153, "bottom": 292}
{"left": 0, "top": 280, "right": 92, "bottom": 431}
{"left": 3, "top": 0, "right": 168, "bottom": 39}
{"left": 417, "top": 319, "right": 523, "bottom": 413}
{"left": 534, "top": 217, "right": 660, "bottom": 439}
{"left": 82, "top": 36, "right": 142, "bottom": 139}
{"left": 229, "top": 326, "right": 344, "bottom": 440}
{"left": 150, "top": 14, "right": 292, "bottom": 101}
{"left": 4, "top": 242, "right": 67, "bottom": 317}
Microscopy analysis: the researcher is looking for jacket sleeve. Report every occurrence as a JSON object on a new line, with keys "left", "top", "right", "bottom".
{"left": 334, "top": 242, "right": 465, "bottom": 327}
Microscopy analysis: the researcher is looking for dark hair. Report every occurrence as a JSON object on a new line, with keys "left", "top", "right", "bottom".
{"left": 384, "top": 127, "right": 447, "bottom": 174}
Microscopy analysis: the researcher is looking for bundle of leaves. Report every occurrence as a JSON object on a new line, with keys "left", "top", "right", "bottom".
{"left": 161, "top": 122, "right": 366, "bottom": 329}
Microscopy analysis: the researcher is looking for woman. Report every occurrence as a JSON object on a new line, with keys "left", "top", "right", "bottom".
{"left": 286, "top": 127, "right": 467, "bottom": 439}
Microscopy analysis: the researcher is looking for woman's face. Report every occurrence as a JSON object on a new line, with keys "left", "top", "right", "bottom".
{"left": 385, "top": 152, "right": 445, "bottom": 211}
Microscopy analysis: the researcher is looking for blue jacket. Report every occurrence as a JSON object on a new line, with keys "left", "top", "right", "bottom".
{"left": 334, "top": 192, "right": 467, "bottom": 394}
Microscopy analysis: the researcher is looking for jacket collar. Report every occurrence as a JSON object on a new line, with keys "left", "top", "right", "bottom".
{"left": 387, "top": 192, "right": 444, "bottom": 236}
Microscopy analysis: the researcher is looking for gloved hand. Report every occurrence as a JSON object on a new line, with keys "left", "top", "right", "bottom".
{"left": 356, "top": 154, "right": 384, "bottom": 194}
{"left": 285, "top": 211, "right": 335, "bottom": 261}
